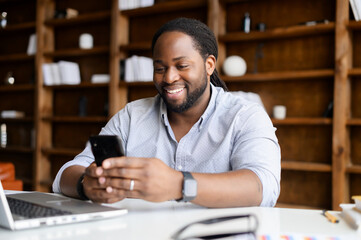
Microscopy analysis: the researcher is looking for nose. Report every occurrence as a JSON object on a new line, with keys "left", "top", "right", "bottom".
{"left": 164, "top": 66, "right": 180, "bottom": 84}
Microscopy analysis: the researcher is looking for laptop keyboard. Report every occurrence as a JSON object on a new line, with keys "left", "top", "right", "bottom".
{"left": 6, "top": 196, "right": 72, "bottom": 218}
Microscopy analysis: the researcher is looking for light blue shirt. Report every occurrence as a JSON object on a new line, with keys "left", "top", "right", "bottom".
{"left": 53, "top": 84, "right": 281, "bottom": 206}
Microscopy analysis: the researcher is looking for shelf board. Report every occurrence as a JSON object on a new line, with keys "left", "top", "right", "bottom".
{"left": 44, "top": 46, "right": 109, "bottom": 58}
{"left": 119, "top": 41, "right": 151, "bottom": 51}
{"left": 282, "top": 161, "right": 332, "bottom": 172}
{"left": 0, "top": 0, "right": 29, "bottom": 3}
{"left": 347, "top": 118, "right": 361, "bottom": 126}
{"left": 219, "top": 0, "right": 250, "bottom": 3}
{"left": 0, "top": 117, "right": 33, "bottom": 123}
{"left": 0, "top": 53, "right": 34, "bottom": 62}
{"left": 120, "top": 0, "right": 206, "bottom": 17}
{"left": 119, "top": 81, "right": 154, "bottom": 87}
{"left": 0, "top": 21, "right": 36, "bottom": 32}
{"left": 272, "top": 117, "right": 332, "bottom": 125}
{"left": 44, "top": 82, "right": 108, "bottom": 90}
{"left": 44, "top": 11, "right": 111, "bottom": 27}
{"left": 347, "top": 165, "right": 361, "bottom": 174}
{"left": 348, "top": 68, "right": 361, "bottom": 76}
{"left": 0, "top": 146, "right": 34, "bottom": 153}
{"left": 219, "top": 22, "right": 335, "bottom": 42}
{"left": 42, "top": 147, "right": 82, "bottom": 157}
{"left": 347, "top": 20, "right": 361, "bottom": 30}
{"left": 42, "top": 116, "right": 108, "bottom": 123}
{"left": 0, "top": 84, "right": 34, "bottom": 92}
{"left": 222, "top": 69, "right": 334, "bottom": 82}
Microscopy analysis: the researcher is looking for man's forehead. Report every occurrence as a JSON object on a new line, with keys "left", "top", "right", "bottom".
{"left": 153, "top": 56, "right": 190, "bottom": 63}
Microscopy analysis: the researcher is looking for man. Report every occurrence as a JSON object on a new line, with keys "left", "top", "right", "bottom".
{"left": 53, "top": 18, "right": 280, "bottom": 208}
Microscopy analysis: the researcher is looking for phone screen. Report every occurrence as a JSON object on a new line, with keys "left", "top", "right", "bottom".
{"left": 89, "top": 135, "right": 123, "bottom": 166}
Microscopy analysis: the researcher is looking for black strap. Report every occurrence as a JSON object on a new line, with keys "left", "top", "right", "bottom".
{"left": 76, "top": 173, "right": 89, "bottom": 200}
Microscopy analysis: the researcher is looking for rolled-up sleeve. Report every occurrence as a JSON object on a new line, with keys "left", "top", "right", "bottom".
{"left": 231, "top": 106, "right": 281, "bottom": 207}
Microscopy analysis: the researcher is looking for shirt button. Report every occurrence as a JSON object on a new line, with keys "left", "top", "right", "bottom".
{"left": 178, "top": 165, "right": 182, "bottom": 170}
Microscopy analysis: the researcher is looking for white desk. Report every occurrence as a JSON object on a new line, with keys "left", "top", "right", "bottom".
{"left": 0, "top": 198, "right": 360, "bottom": 240}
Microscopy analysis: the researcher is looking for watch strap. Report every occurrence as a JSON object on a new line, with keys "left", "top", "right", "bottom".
{"left": 176, "top": 171, "right": 197, "bottom": 202}
{"left": 76, "top": 173, "right": 89, "bottom": 200}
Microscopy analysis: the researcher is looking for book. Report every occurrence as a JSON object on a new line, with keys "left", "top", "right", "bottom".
{"left": 124, "top": 55, "right": 153, "bottom": 82}
{"left": 58, "top": 61, "right": 81, "bottom": 85}
{"left": 50, "top": 63, "right": 61, "bottom": 85}
{"left": 42, "top": 63, "right": 54, "bottom": 86}
{"left": 42, "top": 61, "right": 81, "bottom": 85}
{"left": 27, "top": 33, "right": 36, "bottom": 55}
{"left": 1, "top": 110, "right": 25, "bottom": 118}
{"left": 350, "top": 0, "right": 361, "bottom": 21}
{"left": 118, "top": 0, "right": 154, "bottom": 10}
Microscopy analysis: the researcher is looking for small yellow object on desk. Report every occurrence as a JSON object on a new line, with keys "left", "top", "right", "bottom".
{"left": 322, "top": 209, "right": 339, "bottom": 223}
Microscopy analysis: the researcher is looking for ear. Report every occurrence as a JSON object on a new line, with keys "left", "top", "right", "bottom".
{"left": 205, "top": 55, "right": 216, "bottom": 76}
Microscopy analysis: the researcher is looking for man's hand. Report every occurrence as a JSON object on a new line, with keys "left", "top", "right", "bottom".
{"left": 83, "top": 163, "right": 126, "bottom": 203}
{"left": 95, "top": 157, "right": 183, "bottom": 202}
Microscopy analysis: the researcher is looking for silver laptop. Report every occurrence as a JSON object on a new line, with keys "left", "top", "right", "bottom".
{"left": 0, "top": 180, "right": 127, "bottom": 230}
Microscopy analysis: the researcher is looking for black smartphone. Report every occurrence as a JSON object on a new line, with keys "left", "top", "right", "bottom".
{"left": 89, "top": 135, "right": 123, "bottom": 166}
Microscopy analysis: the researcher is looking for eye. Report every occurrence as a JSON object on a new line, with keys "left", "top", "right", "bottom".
{"left": 177, "top": 64, "right": 189, "bottom": 70}
{"left": 154, "top": 66, "right": 166, "bottom": 73}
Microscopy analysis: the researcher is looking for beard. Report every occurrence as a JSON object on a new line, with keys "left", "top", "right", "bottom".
{"left": 159, "top": 69, "right": 208, "bottom": 113}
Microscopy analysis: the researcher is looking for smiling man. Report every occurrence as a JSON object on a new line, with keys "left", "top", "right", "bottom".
{"left": 53, "top": 18, "right": 281, "bottom": 208}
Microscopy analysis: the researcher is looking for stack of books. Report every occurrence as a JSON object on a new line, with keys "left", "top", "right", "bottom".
{"left": 340, "top": 196, "right": 361, "bottom": 230}
{"left": 118, "top": 0, "right": 154, "bottom": 10}
{"left": 124, "top": 55, "right": 153, "bottom": 82}
{"left": 42, "top": 61, "right": 81, "bottom": 86}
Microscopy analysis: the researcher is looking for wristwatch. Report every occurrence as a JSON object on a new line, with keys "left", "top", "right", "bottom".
{"left": 76, "top": 173, "right": 89, "bottom": 201}
{"left": 177, "top": 171, "right": 197, "bottom": 202}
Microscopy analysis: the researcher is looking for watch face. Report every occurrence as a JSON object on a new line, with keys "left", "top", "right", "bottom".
{"left": 184, "top": 179, "right": 197, "bottom": 197}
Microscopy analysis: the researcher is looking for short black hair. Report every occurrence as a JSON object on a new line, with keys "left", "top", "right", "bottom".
{"left": 151, "top": 17, "right": 228, "bottom": 91}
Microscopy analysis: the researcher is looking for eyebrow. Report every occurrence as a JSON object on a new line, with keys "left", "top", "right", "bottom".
{"left": 153, "top": 56, "right": 189, "bottom": 64}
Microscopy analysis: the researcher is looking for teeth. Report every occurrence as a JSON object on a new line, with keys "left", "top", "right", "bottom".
{"left": 166, "top": 88, "right": 183, "bottom": 94}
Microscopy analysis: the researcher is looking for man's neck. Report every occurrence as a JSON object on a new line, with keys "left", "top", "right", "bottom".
{"left": 168, "top": 86, "right": 211, "bottom": 141}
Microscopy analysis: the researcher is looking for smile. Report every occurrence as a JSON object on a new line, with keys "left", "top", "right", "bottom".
{"left": 166, "top": 88, "right": 184, "bottom": 94}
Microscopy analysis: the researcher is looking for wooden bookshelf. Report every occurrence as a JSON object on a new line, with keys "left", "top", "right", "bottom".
{"left": 219, "top": 22, "right": 335, "bottom": 42}
{"left": 120, "top": 0, "right": 207, "bottom": 17}
{"left": 0, "top": 54, "right": 34, "bottom": 62}
{"left": 42, "top": 147, "right": 83, "bottom": 156}
{"left": 282, "top": 161, "right": 332, "bottom": 172}
{"left": 43, "top": 46, "right": 109, "bottom": 58}
{"left": 221, "top": 69, "right": 334, "bottom": 82}
{"left": 272, "top": 118, "right": 332, "bottom": 126}
{"left": 42, "top": 116, "right": 108, "bottom": 123}
{"left": 0, "top": 0, "right": 37, "bottom": 191}
{"left": 44, "top": 11, "right": 111, "bottom": 26}
{"left": 0, "top": 84, "right": 35, "bottom": 92}
{"left": 0, "top": 22, "right": 36, "bottom": 32}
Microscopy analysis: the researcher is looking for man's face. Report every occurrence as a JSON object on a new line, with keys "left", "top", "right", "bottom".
{"left": 152, "top": 31, "right": 211, "bottom": 113}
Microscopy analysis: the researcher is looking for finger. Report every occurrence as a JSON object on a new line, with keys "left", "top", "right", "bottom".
{"left": 105, "top": 178, "right": 141, "bottom": 191}
{"left": 85, "top": 163, "right": 104, "bottom": 177}
{"left": 103, "top": 167, "right": 144, "bottom": 179}
{"left": 84, "top": 175, "right": 105, "bottom": 189}
{"left": 102, "top": 157, "right": 146, "bottom": 169}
